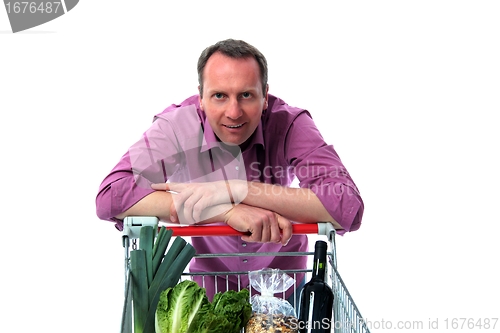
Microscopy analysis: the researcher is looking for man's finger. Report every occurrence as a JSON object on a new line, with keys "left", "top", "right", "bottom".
{"left": 260, "top": 222, "right": 272, "bottom": 243}
{"left": 169, "top": 202, "right": 178, "bottom": 223}
{"left": 151, "top": 182, "right": 183, "bottom": 193}
{"left": 244, "top": 225, "right": 262, "bottom": 243}
{"left": 269, "top": 215, "right": 282, "bottom": 244}
{"left": 151, "top": 183, "right": 168, "bottom": 190}
{"left": 278, "top": 216, "right": 293, "bottom": 246}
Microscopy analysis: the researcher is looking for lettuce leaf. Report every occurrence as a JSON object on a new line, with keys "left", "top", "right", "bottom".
{"left": 155, "top": 280, "right": 209, "bottom": 333}
{"left": 155, "top": 280, "right": 251, "bottom": 333}
{"left": 211, "top": 289, "right": 252, "bottom": 333}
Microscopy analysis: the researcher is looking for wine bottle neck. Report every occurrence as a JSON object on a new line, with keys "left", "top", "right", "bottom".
{"left": 312, "top": 258, "right": 327, "bottom": 281}
{"left": 311, "top": 241, "right": 328, "bottom": 281}
{"left": 312, "top": 251, "right": 326, "bottom": 281}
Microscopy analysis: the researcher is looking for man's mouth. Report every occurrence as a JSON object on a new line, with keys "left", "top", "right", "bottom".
{"left": 224, "top": 124, "right": 244, "bottom": 129}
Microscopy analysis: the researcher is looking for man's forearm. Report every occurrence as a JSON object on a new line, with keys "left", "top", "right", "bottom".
{"left": 115, "top": 191, "right": 172, "bottom": 221}
{"left": 236, "top": 181, "right": 342, "bottom": 229}
{"left": 115, "top": 190, "right": 233, "bottom": 225}
{"left": 116, "top": 181, "right": 342, "bottom": 229}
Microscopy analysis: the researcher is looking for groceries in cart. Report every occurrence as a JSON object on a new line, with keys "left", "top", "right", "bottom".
{"left": 127, "top": 225, "right": 253, "bottom": 333}
{"left": 122, "top": 220, "right": 372, "bottom": 333}
{"left": 245, "top": 268, "right": 299, "bottom": 333}
{"left": 155, "top": 280, "right": 252, "bottom": 333}
{"left": 128, "top": 226, "right": 196, "bottom": 333}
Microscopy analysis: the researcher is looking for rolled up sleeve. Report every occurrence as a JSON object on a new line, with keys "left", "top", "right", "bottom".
{"left": 286, "top": 113, "right": 364, "bottom": 233}
{"left": 95, "top": 114, "right": 184, "bottom": 228}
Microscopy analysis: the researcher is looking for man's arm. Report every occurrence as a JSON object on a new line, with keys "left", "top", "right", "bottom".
{"left": 115, "top": 191, "right": 172, "bottom": 221}
{"left": 151, "top": 180, "right": 342, "bottom": 229}
{"left": 114, "top": 188, "right": 293, "bottom": 245}
{"left": 239, "top": 181, "right": 342, "bottom": 229}
{"left": 114, "top": 190, "right": 229, "bottom": 224}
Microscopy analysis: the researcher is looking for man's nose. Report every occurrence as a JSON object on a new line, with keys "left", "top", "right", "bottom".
{"left": 225, "top": 98, "right": 243, "bottom": 119}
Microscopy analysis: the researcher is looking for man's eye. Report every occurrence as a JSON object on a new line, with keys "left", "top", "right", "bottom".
{"left": 214, "top": 93, "right": 224, "bottom": 99}
{"left": 241, "top": 92, "right": 251, "bottom": 98}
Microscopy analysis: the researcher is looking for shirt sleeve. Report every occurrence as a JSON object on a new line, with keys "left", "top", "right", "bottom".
{"left": 284, "top": 112, "right": 364, "bottom": 234}
{"left": 95, "top": 116, "right": 183, "bottom": 228}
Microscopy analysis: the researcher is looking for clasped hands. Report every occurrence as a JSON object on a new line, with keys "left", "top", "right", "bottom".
{"left": 151, "top": 180, "right": 292, "bottom": 246}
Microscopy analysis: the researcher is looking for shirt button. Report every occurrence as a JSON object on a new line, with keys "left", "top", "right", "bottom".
{"left": 242, "top": 243, "right": 247, "bottom": 247}
{"left": 235, "top": 166, "right": 239, "bottom": 171}
{"left": 242, "top": 259, "right": 248, "bottom": 263}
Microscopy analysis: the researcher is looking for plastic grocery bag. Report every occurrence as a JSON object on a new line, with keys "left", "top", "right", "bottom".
{"left": 245, "top": 268, "right": 299, "bottom": 333}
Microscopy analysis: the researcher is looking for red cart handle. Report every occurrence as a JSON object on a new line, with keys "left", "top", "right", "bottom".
{"left": 163, "top": 223, "right": 327, "bottom": 237}
{"left": 123, "top": 217, "right": 336, "bottom": 238}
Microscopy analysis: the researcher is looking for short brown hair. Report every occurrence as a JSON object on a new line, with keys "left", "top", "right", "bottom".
{"left": 197, "top": 39, "right": 268, "bottom": 96}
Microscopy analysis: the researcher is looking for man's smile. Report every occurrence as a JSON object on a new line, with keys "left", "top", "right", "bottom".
{"left": 224, "top": 123, "right": 244, "bottom": 129}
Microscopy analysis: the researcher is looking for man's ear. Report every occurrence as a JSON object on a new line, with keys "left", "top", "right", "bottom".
{"left": 264, "top": 84, "right": 269, "bottom": 109}
{"left": 198, "top": 86, "right": 203, "bottom": 110}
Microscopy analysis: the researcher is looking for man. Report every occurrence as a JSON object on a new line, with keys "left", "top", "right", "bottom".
{"left": 96, "top": 39, "right": 364, "bottom": 303}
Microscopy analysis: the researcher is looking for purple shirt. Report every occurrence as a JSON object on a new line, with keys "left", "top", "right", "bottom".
{"left": 96, "top": 94, "right": 363, "bottom": 298}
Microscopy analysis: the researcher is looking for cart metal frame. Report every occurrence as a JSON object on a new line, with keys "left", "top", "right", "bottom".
{"left": 120, "top": 216, "right": 370, "bottom": 333}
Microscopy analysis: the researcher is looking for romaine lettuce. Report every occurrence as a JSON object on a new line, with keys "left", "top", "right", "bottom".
{"left": 155, "top": 280, "right": 252, "bottom": 333}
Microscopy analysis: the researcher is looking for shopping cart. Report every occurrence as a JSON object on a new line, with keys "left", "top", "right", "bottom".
{"left": 120, "top": 216, "right": 370, "bottom": 333}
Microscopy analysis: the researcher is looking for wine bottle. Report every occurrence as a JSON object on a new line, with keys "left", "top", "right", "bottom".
{"left": 298, "top": 240, "right": 334, "bottom": 333}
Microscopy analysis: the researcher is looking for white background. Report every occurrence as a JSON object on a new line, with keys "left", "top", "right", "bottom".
{"left": 1, "top": 1, "right": 499, "bottom": 332}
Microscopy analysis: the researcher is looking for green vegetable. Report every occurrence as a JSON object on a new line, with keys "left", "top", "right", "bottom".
{"left": 148, "top": 236, "right": 187, "bottom": 303}
{"left": 144, "top": 242, "right": 196, "bottom": 333}
{"left": 129, "top": 226, "right": 196, "bottom": 333}
{"left": 155, "top": 280, "right": 252, "bottom": 333}
{"left": 139, "top": 226, "right": 155, "bottom": 285}
{"left": 186, "top": 307, "right": 233, "bottom": 333}
{"left": 130, "top": 249, "right": 148, "bottom": 333}
{"left": 152, "top": 227, "right": 173, "bottom": 274}
{"left": 155, "top": 280, "right": 210, "bottom": 333}
{"left": 211, "top": 289, "right": 252, "bottom": 332}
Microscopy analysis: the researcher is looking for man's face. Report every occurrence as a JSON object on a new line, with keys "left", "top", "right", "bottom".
{"left": 199, "top": 52, "right": 268, "bottom": 147}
